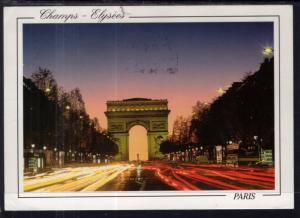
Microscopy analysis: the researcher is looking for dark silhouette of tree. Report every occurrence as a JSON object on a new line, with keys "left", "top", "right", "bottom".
{"left": 190, "top": 58, "right": 274, "bottom": 152}
{"left": 31, "top": 68, "right": 59, "bottom": 102}
{"left": 171, "top": 116, "right": 191, "bottom": 145}
{"left": 159, "top": 140, "right": 179, "bottom": 154}
{"left": 24, "top": 68, "right": 117, "bottom": 160}
{"left": 23, "top": 77, "right": 57, "bottom": 150}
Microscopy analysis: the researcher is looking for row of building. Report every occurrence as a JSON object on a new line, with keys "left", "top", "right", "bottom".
{"left": 24, "top": 147, "right": 112, "bottom": 174}
{"left": 165, "top": 143, "right": 273, "bottom": 166}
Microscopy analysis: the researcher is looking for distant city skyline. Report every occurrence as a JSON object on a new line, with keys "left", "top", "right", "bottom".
{"left": 23, "top": 22, "right": 273, "bottom": 132}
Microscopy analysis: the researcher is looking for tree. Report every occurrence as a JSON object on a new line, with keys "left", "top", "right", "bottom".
{"left": 90, "top": 131, "right": 118, "bottom": 156}
{"left": 190, "top": 101, "right": 210, "bottom": 143}
{"left": 171, "top": 116, "right": 191, "bottom": 145}
{"left": 23, "top": 77, "right": 57, "bottom": 149}
{"left": 190, "top": 58, "right": 274, "bottom": 150}
{"left": 159, "top": 140, "right": 178, "bottom": 154}
{"left": 31, "top": 68, "right": 58, "bottom": 101}
{"left": 192, "top": 101, "right": 210, "bottom": 120}
{"left": 69, "top": 88, "right": 86, "bottom": 113}
{"left": 24, "top": 68, "right": 118, "bottom": 161}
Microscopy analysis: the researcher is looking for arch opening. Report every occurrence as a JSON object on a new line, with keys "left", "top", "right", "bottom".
{"left": 128, "top": 125, "right": 148, "bottom": 161}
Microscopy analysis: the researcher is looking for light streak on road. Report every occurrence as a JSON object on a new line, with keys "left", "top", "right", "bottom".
{"left": 81, "top": 165, "right": 129, "bottom": 191}
{"left": 144, "top": 162, "right": 274, "bottom": 190}
{"left": 24, "top": 162, "right": 275, "bottom": 192}
{"left": 24, "top": 164, "right": 131, "bottom": 192}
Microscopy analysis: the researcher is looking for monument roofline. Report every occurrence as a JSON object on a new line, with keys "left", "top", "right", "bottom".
{"left": 106, "top": 98, "right": 169, "bottom": 112}
{"left": 123, "top": 98, "right": 151, "bottom": 101}
{"left": 107, "top": 98, "right": 168, "bottom": 104}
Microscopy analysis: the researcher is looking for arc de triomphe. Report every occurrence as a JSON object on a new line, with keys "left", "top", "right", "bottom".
{"left": 105, "top": 98, "right": 170, "bottom": 161}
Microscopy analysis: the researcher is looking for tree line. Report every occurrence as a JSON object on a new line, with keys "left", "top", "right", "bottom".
{"left": 160, "top": 58, "right": 274, "bottom": 157}
{"left": 23, "top": 68, "right": 118, "bottom": 157}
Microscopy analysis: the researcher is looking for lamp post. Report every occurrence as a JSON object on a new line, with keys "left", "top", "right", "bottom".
{"left": 69, "top": 149, "right": 72, "bottom": 162}
{"left": 253, "top": 135, "right": 261, "bottom": 162}
{"left": 42, "top": 146, "right": 47, "bottom": 168}
{"left": 30, "top": 144, "right": 35, "bottom": 153}
{"left": 53, "top": 147, "right": 58, "bottom": 165}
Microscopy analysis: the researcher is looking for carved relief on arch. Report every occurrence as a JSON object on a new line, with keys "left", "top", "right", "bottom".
{"left": 126, "top": 120, "right": 150, "bottom": 131}
{"left": 151, "top": 121, "right": 167, "bottom": 131}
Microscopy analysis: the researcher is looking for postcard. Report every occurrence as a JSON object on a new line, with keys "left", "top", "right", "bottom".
{"left": 3, "top": 5, "right": 294, "bottom": 210}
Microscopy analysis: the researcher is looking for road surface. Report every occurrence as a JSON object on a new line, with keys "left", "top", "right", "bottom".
{"left": 23, "top": 161, "right": 274, "bottom": 192}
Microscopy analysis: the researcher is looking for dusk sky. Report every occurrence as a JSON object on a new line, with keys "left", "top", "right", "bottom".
{"left": 23, "top": 22, "right": 273, "bottom": 135}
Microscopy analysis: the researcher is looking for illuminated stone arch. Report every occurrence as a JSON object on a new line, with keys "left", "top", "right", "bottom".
{"left": 105, "top": 98, "right": 170, "bottom": 161}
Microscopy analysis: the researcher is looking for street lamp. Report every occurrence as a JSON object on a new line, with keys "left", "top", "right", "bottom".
{"left": 200, "top": 146, "right": 203, "bottom": 155}
{"left": 31, "top": 144, "right": 35, "bottom": 148}
{"left": 217, "top": 87, "right": 225, "bottom": 95}
{"left": 45, "top": 87, "right": 51, "bottom": 93}
{"left": 43, "top": 146, "right": 47, "bottom": 150}
{"left": 262, "top": 46, "right": 273, "bottom": 56}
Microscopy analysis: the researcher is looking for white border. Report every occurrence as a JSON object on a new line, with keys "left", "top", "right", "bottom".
{"left": 4, "top": 5, "right": 294, "bottom": 210}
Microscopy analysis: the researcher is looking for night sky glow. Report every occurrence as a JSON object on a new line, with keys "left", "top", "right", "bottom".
{"left": 23, "top": 22, "right": 273, "bottom": 132}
